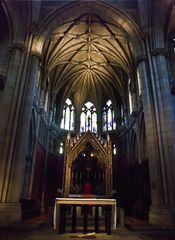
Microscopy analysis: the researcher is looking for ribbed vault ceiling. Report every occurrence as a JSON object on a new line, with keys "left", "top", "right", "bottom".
{"left": 43, "top": 13, "right": 135, "bottom": 110}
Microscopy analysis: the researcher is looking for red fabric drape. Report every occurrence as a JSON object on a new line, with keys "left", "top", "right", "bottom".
{"left": 44, "top": 154, "right": 64, "bottom": 208}
{"left": 31, "top": 143, "right": 45, "bottom": 202}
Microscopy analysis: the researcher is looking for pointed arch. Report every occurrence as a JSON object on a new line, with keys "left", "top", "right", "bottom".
{"left": 60, "top": 98, "right": 75, "bottom": 131}
{"left": 80, "top": 101, "right": 97, "bottom": 133}
{"left": 102, "top": 99, "right": 116, "bottom": 131}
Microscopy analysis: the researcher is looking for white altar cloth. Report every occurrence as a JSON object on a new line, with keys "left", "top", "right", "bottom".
{"left": 54, "top": 198, "right": 117, "bottom": 232}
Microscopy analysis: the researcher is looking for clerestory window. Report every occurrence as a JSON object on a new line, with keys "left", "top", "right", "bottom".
{"left": 80, "top": 102, "right": 97, "bottom": 133}
{"left": 60, "top": 98, "right": 74, "bottom": 131}
{"left": 102, "top": 100, "right": 116, "bottom": 131}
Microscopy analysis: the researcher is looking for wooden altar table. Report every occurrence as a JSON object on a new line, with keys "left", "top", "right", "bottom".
{"left": 54, "top": 198, "right": 117, "bottom": 234}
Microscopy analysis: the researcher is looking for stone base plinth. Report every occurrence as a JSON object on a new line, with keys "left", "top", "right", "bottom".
{"left": 0, "top": 203, "right": 21, "bottom": 225}
{"left": 149, "top": 205, "right": 174, "bottom": 227}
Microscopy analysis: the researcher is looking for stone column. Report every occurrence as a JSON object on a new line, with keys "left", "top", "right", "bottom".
{"left": 0, "top": 45, "right": 41, "bottom": 224}
{"left": 151, "top": 49, "right": 175, "bottom": 215}
{"left": 8, "top": 52, "right": 40, "bottom": 199}
{"left": 20, "top": 53, "right": 41, "bottom": 199}
{"left": 0, "top": 44, "right": 25, "bottom": 224}
{"left": 137, "top": 53, "right": 175, "bottom": 226}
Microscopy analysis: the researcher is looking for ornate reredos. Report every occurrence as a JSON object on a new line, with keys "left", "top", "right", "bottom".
{"left": 65, "top": 131, "right": 112, "bottom": 166}
{"left": 63, "top": 131, "right": 113, "bottom": 197}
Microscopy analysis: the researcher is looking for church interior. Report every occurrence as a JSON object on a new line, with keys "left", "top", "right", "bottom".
{"left": 1, "top": 0, "right": 175, "bottom": 239}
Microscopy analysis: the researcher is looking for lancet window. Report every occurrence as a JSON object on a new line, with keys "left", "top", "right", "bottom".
{"left": 102, "top": 100, "right": 116, "bottom": 131}
{"left": 80, "top": 102, "right": 97, "bottom": 133}
{"left": 60, "top": 98, "right": 74, "bottom": 131}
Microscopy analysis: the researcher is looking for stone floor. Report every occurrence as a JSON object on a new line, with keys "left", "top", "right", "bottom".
{"left": 0, "top": 225, "right": 149, "bottom": 240}
{"left": 1, "top": 216, "right": 175, "bottom": 240}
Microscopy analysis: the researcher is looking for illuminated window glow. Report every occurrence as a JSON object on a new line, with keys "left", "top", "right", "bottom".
{"left": 113, "top": 144, "right": 117, "bottom": 155}
{"left": 102, "top": 100, "right": 116, "bottom": 131}
{"left": 80, "top": 102, "right": 97, "bottom": 133}
{"left": 59, "top": 142, "right": 64, "bottom": 154}
{"left": 61, "top": 98, "right": 74, "bottom": 131}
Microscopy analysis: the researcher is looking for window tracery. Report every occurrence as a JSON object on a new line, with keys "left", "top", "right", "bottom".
{"left": 80, "top": 102, "right": 97, "bottom": 133}
{"left": 102, "top": 100, "right": 116, "bottom": 131}
{"left": 61, "top": 98, "right": 74, "bottom": 131}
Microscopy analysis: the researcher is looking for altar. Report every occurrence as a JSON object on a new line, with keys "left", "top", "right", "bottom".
{"left": 54, "top": 198, "right": 117, "bottom": 234}
{"left": 56, "top": 132, "right": 116, "bottom": 234}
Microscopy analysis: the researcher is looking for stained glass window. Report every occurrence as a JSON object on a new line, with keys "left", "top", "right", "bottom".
{"left": 80, "top": 102, "right": 97, "bottom": 133}
{"left": 102, "top": 100, "right": 116, "bottom": 131}
{"left": 61, "top": 98, "right": 74, "bottom": 131}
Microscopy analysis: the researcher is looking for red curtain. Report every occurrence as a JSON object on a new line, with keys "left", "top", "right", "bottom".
{"left": 31, "top": 143, "right": 46, "bottom": 202}
{"left": 44, "top": 154, "right": 64, "bottom": 208}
